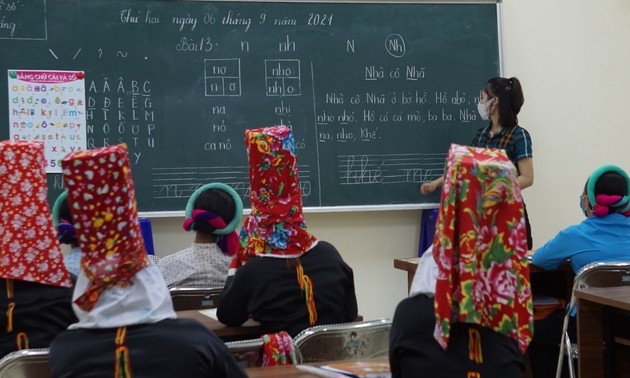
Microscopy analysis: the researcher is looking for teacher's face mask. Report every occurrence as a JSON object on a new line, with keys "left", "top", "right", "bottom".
{"left": 477, "top": 97, "right": 495, "bottom": 120}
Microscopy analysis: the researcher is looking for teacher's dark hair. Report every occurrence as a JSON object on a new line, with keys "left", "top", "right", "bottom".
{"left": 484, "top": 77, "right": 524, "bottom": 129}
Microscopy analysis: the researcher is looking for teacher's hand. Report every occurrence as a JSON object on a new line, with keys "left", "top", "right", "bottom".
{"left": 420, "top": 181, "right": 436, "bottom": 195}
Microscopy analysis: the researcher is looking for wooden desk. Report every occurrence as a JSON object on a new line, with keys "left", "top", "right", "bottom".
{"left": 177, "top": 310, "right": 364, "bottom": 342}
{"left": 575, "top": 286, "right": 630, "bottom": 378}
{"left": 393, "top": 257, "right": 419, "bottom": 292}
{"left": 176, "top": 310, "right": 262, "bottom": 341}
{"left": 393, "top": 257, "right": 574, "bottom": 301}
{"left": 246, "top": 364, "right": 315, "bottom": 378}
{"left": 246, "top": 358, "right": 389, "bottom": 377}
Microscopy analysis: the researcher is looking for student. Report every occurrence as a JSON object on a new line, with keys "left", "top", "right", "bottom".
{"left": 158, "top": 183, "right": 243, "bottom": 287}
{"left": 49, "top": 144, "right": 246, "bottom": 378}
{"left": 420, "top": 77, "right": 534, "bottom": 249}
{"left": 390, "top": 144, "right": 533, "bottom": 378}
{"left": 217, "top": 126, "right": 358, "bottom": 337}
{"left": 52, "top": 191, "right": 81, "bottom": 278}
{"left": 0, "top": 141, "right": 75, "bottom": 357}
{"left": 529, "top": 164, "right": 630, "bottom": 378}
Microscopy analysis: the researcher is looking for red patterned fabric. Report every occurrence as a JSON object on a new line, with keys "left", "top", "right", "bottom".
{"left": 61, "top": 144, "right": 148, "bottom": 311}
{"left": 260, "top": 331, "right": 297, "bottom": 366}
{"left": 433, "top": 144, "right": 533, "bottom": 353}
{"left": 235, "top": 126, "right": 316, "bottom": 265}
{"left": 0, "top": 141, "right": 71, "bottom": 287}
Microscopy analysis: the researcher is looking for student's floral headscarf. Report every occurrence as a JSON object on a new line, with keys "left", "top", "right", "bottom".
{"left": 235, "top": 125, "right": 317, "bottom": 263}
{"left": 0, "top": 140, "right": 71, "bottom": 288}
{"left": 233, "top": 125, "right": 318, "bottom": 325}
{"left": 61, "top": 144, "right": 149, "bottom": 312}
{"left": 433, "top": 144, "right": 533, "bottom": 353}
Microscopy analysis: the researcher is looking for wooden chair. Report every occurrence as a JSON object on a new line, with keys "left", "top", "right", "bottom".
{"left": 556, "top": 261, "right": 630, "bottom": 378}
{"left": 293, "top": 318, "right": 392, "bottom": 363}
{"left": 0, "top": 349, "right": 51, "bottom": 378}
{"left": 168, "top": 286, "right": 223, "bottom": 311}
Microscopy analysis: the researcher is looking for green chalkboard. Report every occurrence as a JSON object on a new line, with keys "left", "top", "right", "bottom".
{"left": 0, "top": 0, "right": 499, "bottom": 212}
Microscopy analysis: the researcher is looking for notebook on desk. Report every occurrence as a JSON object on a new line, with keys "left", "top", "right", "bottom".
{"left": 296, "top": 360, "right": 390, "bottom": 378}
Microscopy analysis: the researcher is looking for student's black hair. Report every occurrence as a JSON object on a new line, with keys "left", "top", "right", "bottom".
{"left": 595, "top": 172, "right": 628, "bottom": 198}
{"left": 584, "top": 172, "right": 628, "bottom": 215}
{"left": 59, "top": 197, "right": 72, "bottom": 222}
{"left": 58, "top": 198, "right": 78, "bottom": 246}
{"left": 483, "top": 77, "right": 524, "bottom": 129}
{"left": 191, "top": 188, "right": 236, "bottom": 235}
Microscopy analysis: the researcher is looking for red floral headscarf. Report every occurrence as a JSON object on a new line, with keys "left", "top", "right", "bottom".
{"left": 234, "top": 125, "right": 316, "bottom": 266}
{"left": 433, "top": 144, "right": 533, "bottom": 353}
{"left": 61, "top": 144, "right": 148, "bottom": 311}
{"left": 232, "top": 126, "right": 318, "bottom": 325}
{"left": 0, "top": 141, "right": 71, "bottom": 288}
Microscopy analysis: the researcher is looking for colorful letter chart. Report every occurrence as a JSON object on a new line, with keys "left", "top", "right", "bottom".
{"left": 8, "top": 70, "right": 87, "bottom": 173}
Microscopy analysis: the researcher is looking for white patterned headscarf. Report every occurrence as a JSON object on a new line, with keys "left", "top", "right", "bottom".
{"left": 69, "top": 263, "right": 176, "bottom": 329}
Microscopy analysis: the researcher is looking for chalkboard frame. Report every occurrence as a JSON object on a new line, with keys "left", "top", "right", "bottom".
{"left": 1, "top": 0, "right": 503, "bottom": 216}
{"left": 145, "top": 0, "right": 503, "bottom": 217}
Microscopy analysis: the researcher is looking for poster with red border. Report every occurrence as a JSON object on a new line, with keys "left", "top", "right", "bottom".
{"left": 8, "top": 70, "right": 87, "bottom": 173}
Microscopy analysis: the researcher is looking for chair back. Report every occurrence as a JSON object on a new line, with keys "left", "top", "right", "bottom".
{"left": 293, "top": 318, "right": 392, "bottom": 363}
{"left": 0, "top": 349, "right": 51, "bottom": 378}
{"left": 573, "top": 261, "right": 630, "bottom": 293}
{"left": 225, "top": 338, "right": 264, "bottom": 368}
{"left": 168, "top": 286, "right": 223, "bottom": 311}
{"left": 556, "top": 261, "right": 630, "bottom": 378}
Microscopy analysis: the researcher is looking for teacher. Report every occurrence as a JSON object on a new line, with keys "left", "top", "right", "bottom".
{"left": 420, "top": 77, "right": 534, "bottom": 249}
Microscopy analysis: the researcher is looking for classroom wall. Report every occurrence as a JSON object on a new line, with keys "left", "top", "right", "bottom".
{"left": 501, "top": 0, "right": 630, "bottom": 246}
{"left": 151, "top": 0, "right": 630, "bottom": 321}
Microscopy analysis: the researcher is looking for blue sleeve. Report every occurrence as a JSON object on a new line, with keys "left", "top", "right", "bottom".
{"left": 531, "top": 226, "right": 578, "bottom": 270}
{"left": 513, "top": 127, "right": 533, "bottom": 160}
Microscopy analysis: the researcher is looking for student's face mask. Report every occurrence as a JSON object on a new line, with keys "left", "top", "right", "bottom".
{"left": 477, "top": 98, "right": 494, "bottom": 121}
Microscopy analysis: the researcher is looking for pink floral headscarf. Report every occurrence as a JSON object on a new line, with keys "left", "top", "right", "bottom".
{"left": 433, "top": 144, "right": 533, "bottom": 353}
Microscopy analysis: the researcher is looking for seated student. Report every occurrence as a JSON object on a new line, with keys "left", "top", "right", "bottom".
{"left": 158, "top": 183, "right": 243, "bottom": 287}
{"left": 48, "top": 144, "right": 246, "bottom": 378}
{"left": 529, "top": 164, "right": 630, "bottom": 378}
{"left": 52, "top": 191, "right": 81, "bottom": 278}
{"left": 217, "top": 126, "right": 358, "bottom": 336}
{"left": 0, "top": 141, "right": 76, "bottom": 357}
{"left": 390, "top": 144, "right": 533, "bottom": 378}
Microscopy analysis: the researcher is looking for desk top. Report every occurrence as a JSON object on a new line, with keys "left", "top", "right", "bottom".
{"left": 575, "top": 286, "right": 630, "bottom": 311}
{"left": 393, "top": 257, "right": 419, "bottom": 272}
{"left": 393, "top": 257, "right": 572, "bottom": 274}
{"left": 246, "top": 364, "right": 314, "bottom": 378}
{"left": 246, "top": 358, "right": 389, "bottom": 377}
{"left": 176, "top": 310, "right": 262, "bottom": 339}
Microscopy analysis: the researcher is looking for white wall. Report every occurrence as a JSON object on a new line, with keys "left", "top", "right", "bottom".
{"left": 502, "top": 0, "right": 630, "bottom": 244}
{"left": 150, "top": 0, "right": 630, "bottom": 321}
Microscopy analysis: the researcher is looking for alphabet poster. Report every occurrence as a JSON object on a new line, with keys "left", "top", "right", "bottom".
{"left": 8, "top": 70, "right": 87, "bottom": 173}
